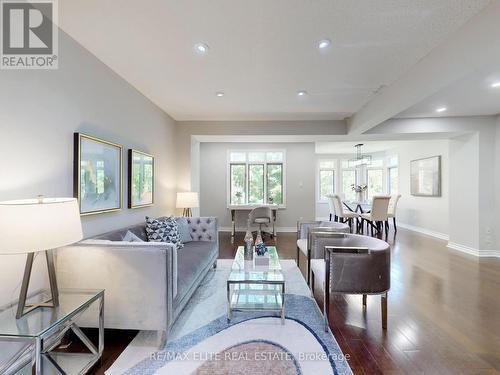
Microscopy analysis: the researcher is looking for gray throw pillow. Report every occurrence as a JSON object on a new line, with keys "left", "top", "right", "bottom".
{"left": 176, "top": 217, "right": 192, "bottom": 243}
{"left": 123, "top": 230, "right": 144, "bottom": 242}
{"left": 145, "top": 216, "right": 184, "bottom": 249}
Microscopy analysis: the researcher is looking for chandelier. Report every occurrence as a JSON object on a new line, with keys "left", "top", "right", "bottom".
{"left": 348, "top": 144, "right": 372, "bottom": 168}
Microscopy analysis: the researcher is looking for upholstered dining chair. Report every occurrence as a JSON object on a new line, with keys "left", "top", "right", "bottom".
{"left": 308, "top": 233, "right": 390, "bottom": 331}
{"left": 387, "top": 194, "right": 402, "bottom": 232}
{"left": 296, "top": 221, "right": 350, "bottom": 284}
{"left": 248, "top": 206, "right": 273, "bottom": 238}
{"left": 326, "top": 194, "right": 337, "bottom": 221}
{"left": 331, "top": 195, "right": 359, "bottom": 232}
{"left": 359, "top": 196, "right": 391, "bottom": 236}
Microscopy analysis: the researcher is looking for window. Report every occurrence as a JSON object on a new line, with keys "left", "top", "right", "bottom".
{"left": 342, "top": 170, "right": 356, "bottom": 201}
{"left": 318, "top": 160, "right": 335, "bottom": 201}
{"left": 248, "top": 164, "right": 264, "bottom": 203}
{"left": 388, "top": 167, "right": 398, "bottom": 194}
{"left": 229, "top": 151, "right": 285, "bottom": 205}
{"left": 367, "top": 169, "right": 384, "bottom": 200}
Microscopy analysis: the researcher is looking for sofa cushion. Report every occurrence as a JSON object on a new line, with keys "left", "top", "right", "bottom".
{"left": 93, "top": 223, "right": 148, "bottom": 242}
{"left": 175, "top": 241, "right": 217, "bottom": 302}
{"left": 145, "top": 216, "right": 184, "bottom": 249}
{"left": 123, "top": 230, "right": 144, "bottom": 242}
{"left": 176, "top": 217, "right": 192, "bottom": 243}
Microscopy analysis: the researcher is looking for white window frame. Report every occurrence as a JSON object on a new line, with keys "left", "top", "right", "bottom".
{"left": 316, "top": 159, "right": 337, "bottom": 203}
{"left": 227, "top": 150, "right": 286, "bottom": 207}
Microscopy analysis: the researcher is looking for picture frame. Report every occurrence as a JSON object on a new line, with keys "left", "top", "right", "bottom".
{"left": 128, "top": 149, "right": 154, "bottom": 208}
{"left": 73, "top": 133, "right": 123, "bottom": 215}
{"left": 410, "top": 155, "right": 441, "bottom": 197}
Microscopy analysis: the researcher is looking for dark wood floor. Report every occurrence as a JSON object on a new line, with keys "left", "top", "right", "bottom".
{"left": 85, "top": 228, "right": 500, "bottom": 374}
{"left": 220, "top": 229, "right": 500, "bottom": 375}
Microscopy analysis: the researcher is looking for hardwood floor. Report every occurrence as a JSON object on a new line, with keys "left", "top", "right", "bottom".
{"left": 85, "top": 228, "right": 500, "bottom": 374}
{"left": 220, "top": 229, "right": 500, "bottom": 374}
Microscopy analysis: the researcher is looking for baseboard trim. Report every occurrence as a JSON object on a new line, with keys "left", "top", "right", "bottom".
{"left": 446, "top": 242, "right": 500, "bottom": 258}
{"left": 397, "top": 222, "right": 449, "bottom": 241}
{"left": 219, "top": 226, "right": 297, "bottom": 233}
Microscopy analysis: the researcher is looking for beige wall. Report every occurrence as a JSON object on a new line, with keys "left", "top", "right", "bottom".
{"left": 0, "top": 31, "right": 177, "bottom": 307}
{"left": 199, "top": 142, "right": 316, "bottom": 229}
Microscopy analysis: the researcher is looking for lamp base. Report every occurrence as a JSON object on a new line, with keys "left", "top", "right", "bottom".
{"left": 16, "top": 250, "right": 59, "bottom": 319}
{"left": 182, "top": 208, "right": 192, "bottom": 217}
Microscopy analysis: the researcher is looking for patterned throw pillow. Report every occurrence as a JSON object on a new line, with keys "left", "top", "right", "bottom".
{"left": 145, "top": 216, "right": 184, "bottom": 249}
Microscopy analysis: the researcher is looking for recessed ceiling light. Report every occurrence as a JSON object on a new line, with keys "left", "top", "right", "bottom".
{"left": 297, "top": 90, "right": 307, "bottom": 96}
{"left": 436, "top": 107, "right": 447, "bottom": 113}
{"left": 491, "top": 82, "right": 500, "bottom": 88}
{"left": 194, "top": 43, "right": 209, "bottom": 54}
{"left": 318, "top": 39, "right": 331, "bottom": 49}
{"left": 216, "top": 91, "right": 224, "bottom": 97}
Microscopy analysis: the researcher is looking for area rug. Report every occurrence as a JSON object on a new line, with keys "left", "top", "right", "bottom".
{"left": 106, "top": 260, "right": 352, "bottom": 375}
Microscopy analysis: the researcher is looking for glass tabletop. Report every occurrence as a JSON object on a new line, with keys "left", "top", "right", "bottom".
{"left": 228, "top": 246, "right": 284, "bottom": 283}
{"left": 0, "top": 289, "right": 103, "bottom": 338}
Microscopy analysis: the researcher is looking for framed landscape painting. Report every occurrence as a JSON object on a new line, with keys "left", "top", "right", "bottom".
{"left": 128, "top": 149, "right": 154, "bottom": 208}
{"left": 74, "top": 133, "right": 123, "bottom": 215}
{"left": 410, "top": 155, "right": 441, "bottom": 197}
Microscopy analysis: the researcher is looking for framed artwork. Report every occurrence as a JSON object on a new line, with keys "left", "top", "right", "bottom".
{"left": 74, "top": 133, "right": 123, "bottom": 215}
{"left": 410, "top": 155, "right": 441, "bottom": 197}
{"left": 128, "top": 149, "right": 154, "bottom": 208}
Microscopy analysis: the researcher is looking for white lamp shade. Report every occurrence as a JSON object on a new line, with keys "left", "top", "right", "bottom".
{"left": 0, "top": 198, "right": 83, "bottom": 254}
{"left": 176, "top": 192, "right": 199, "bottom": 208}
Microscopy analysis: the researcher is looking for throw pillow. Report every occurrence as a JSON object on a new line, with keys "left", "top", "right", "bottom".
{"left": 176, "top": 217, "right": 192, "bottom": 243}
{"left": 123, "top": 230, "right": 144, "bottom": 242}
{"left": 145, "top": 216, "right": 184, "bottom": 249}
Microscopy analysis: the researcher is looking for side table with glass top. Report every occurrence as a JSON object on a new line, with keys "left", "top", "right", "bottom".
{"left": 0, "top": 289, "right": 104, "bottom": 375}
{"left": 227, "top": 246, "right": 285, "bottom": 324}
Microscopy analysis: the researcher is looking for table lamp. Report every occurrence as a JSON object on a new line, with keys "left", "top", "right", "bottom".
{"left": 0, "top": 197, "right": 83, "bottom": 318}
{"left": 176, "top": 192, "right": 199, "bottom": 217}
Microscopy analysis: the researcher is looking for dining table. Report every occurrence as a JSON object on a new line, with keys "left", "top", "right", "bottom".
{"left": 343, "top": 200, "right": 372, "bottom": 214}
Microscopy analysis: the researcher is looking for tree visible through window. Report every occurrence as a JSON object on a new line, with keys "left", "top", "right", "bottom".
{"left": 342, "top": 170, "right": 356, "bottom": 201}
{"left": 367, "top": 169, "right": 383, "bottom": 200}
{"left": 229, "top": 151, "right": 284, "bottom": 205}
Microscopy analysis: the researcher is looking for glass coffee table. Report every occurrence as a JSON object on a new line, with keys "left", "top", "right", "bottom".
{"left": 227, "top": 246, "right": 285, "bottom": 324}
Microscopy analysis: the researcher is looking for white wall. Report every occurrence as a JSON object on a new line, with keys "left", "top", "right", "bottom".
{"left": 391, "top": 140, "right": 450, "bottom": 238}
{"left": 199, "top": 142, "right": 316, "bottom": 229}
{"left": 0, "top": 32, "right": 177, "bottom": 307}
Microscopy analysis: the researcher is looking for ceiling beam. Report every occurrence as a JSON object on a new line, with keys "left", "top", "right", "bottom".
{"left": 347, "top": 0, "right": 500, "bottom": 135}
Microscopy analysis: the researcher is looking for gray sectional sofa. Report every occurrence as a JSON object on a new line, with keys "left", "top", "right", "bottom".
{"left": 56, "top": 216, "right": 218, "bottom": 344}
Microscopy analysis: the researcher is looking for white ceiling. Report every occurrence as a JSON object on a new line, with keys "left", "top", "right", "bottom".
{"left": 59, "top": 0, "right": 491, "bottom": 121}
{"left": 316, "top": 141, "right": 411, "bottom": 154}
{"left": 396, "top": 65, "right": 500, "bottom": 118}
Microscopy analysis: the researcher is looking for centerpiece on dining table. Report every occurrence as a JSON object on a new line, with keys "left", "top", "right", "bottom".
{"left": 351, "top": 184, "right": 367, "bottom": 202}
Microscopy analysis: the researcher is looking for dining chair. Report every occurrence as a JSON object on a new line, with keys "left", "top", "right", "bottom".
{"left": 248, "top": 206, "right": 273, "bottom": 238}
{"left": 359, "top": 196, "right": 391, "bottom": 236}
{"left": 326, "top": 194, "right": 337, "bottom": 221}
{"left": 387, "top": 194, "right": 402, "bottom": 232}
{"left": 308, "top": 233, "right": 391, "bottom": 332}
{"left": 331, "top": 195, "right": 359, "bottom": 232}
{"left": 296, "top": 221, "right": 350, "bottom": 284}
